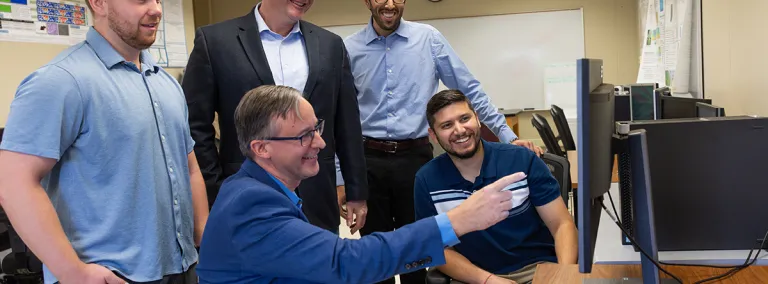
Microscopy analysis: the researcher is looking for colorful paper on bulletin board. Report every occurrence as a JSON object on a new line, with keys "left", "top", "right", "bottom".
{"left": 0, "top": 0, "right": 189, "bottom": 67}
{"left": 36, "top": 0, "right": 87, "bottom": 26}
{"left": 636, "top": 0, "right": 694, "bottom": 94}
{"left": 0, "top": 0, "right": 90, "bottom": 45}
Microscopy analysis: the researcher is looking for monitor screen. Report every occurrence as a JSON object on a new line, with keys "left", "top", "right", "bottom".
{"left": 696, "top": 102, "right": 726, "bottom": 118}
{"left": 659, "top": 96, "right": 712, "bottom": 119}
{"left": 630, "top": 84, "right": 656, "bottom": 120}
{"left": 614, "top": 95, "right": 631, "bottom": 122}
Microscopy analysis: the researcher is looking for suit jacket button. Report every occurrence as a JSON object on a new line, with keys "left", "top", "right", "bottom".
{"left": 405, "top": 264, "right": 412, "bottom": 269}
{"left": 412, "top": 262, "right": 419, "bottom": 267}
{"left": 426, "top": 256, "right": 432, "bottom": 263}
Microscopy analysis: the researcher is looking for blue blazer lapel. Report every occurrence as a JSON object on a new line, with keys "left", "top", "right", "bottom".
{"left": 240, "top": 160, "right": 310, "bottom": 222}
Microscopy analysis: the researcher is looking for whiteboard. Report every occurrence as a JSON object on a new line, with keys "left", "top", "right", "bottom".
{"left": 324, "top": 9, "right": 585, "bottom": 118}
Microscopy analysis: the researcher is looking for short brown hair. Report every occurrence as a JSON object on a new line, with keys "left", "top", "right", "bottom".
{"left": 83, "top": 0, "right": 92, "bottom": 12}
{"left": 235, "top": 85, "right": 303, "bottom": 158}
{"left": 426, "top": 89, "right": 476, "bottom": 128}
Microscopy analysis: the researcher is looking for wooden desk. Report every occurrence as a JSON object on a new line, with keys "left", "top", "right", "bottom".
{"left": 499, "top": 109, "right": 521, "bottom": 137}
{"left": 507, "top": 115, "right": 519, "bottom": 136}
{"left": 567, "top": 151, "right": 619, "bottom": 189}
{"left": 533, "top": 263, "right": 768, "bottom": 284}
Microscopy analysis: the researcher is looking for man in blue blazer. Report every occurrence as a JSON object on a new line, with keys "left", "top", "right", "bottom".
{"left": 196, "top": 85, "right": 527, "bottom": 284}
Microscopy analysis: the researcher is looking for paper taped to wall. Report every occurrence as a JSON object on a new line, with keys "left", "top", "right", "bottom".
{"left": 0, "top": 0, "right": 89, "bottom": 45}
{"left": 0, "top": 0, "right": 188, "bottom": 67}
{"left": 636, "top": 0, "right": 693, "bottom": 94}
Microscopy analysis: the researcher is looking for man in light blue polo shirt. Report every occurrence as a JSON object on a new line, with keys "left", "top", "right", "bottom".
{"left": 0, "top": 1, "right": 208, "bottom": 283}
{"left": 414, "top": 90, "right": 577, "bottom": 284}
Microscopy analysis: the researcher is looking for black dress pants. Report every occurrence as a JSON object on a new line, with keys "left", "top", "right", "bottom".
{"left": 360, "top": 142, "right": 434, "bottom": 284}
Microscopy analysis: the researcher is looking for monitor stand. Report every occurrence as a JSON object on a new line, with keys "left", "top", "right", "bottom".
{"left": 583, "top": 129, "right": 674, "bottom": 284}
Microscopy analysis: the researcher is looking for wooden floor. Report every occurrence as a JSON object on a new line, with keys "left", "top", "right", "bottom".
{"left": 533, "top": 263, "right": 768, "bottom": 283}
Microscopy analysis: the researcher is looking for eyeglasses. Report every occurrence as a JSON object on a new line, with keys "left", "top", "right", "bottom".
{"left": 265, "top": 119, "right": 325, "bottom": 147}
{"left": 373, "top": 0, "right": 406, "bottom": 4}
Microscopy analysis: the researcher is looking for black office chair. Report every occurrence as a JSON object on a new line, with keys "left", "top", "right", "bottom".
{"left": 531, "top": 114, "right": 565, "bottom": 157}
{"left": 426, "top": 268, "right": 451, "bottom": 284}
{"left": 550, "top": 105, "right": 576, "bottom": 151}
{"left": 479, "top": 123, "right": 500, "bottom": 142}
{"left": 539, "top": 153, "right": 571, "bottom": 205}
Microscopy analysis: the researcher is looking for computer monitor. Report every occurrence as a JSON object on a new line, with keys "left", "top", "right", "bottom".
{"left": 657, "top": 96, "right": 712, "bottom": 119}
{"left": 577, "top": 59, "right": 670, "bottom": 283}
{"left": 614, "top": 95, "right": 631, "bottom": 122}
{"left": 695, "top": 102, "right": 726, "bottom": 118}
{"left": 617, "top": 116, "right": 768, "bottom": 252}
{"left": 629, "top": 84, "right": 657, "bottom": 120}
{"left": 576, "top": 59, "right": 614, "bottom": 275}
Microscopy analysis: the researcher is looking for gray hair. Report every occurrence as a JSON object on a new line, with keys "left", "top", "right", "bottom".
{"left": 235, "top": 85, "right": 303, "bottom": 158}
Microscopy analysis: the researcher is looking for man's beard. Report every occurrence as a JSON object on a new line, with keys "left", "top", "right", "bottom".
{"left": 439, "top": 133, "right": 481, "bottom": 160}
{"left": 372, "top": 7, "right": 400, "bottom": 32}
{"left": 107, "top": 9, "right": 157, "bottom": 50}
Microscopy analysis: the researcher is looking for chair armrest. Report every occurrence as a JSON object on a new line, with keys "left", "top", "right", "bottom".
{"left": 426, "top": 267, "right": 452, "bottom": 284}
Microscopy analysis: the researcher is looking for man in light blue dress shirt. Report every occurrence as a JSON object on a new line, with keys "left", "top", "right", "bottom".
{"left": 340, "top": 1, "right": 542, "bottom": 283}
{"left": 0, "top": 1, "right": 208, "bottom": 283}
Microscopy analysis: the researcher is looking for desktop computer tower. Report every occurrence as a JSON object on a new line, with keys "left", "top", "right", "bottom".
{"left": 616, "top": 116, "right": 768, "bottom": 251}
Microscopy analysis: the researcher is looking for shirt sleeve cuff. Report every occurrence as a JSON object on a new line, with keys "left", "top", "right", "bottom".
{"left": 498, "top": 128, "right": 519, "bottom": 144}
{"left": 335, "top": 155, "right": 345, "bottom": 186}
{"left": 435, "top": 213, "right": 460, "bottom": 247}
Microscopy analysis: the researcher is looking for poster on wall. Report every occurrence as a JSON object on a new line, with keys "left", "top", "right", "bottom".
{"left": 637, "top": 0, "right": 693, "bottom": 95}
{"left": 0, "top": 0, "right": 188, "bottom": 67}
{"left": 0, "top": 0, "right": 90, "bottom": 45}
{"left": 637, "top": 0, "right": 663, "bottom": 85}
{"left": 147, "top": 0, "right": 188, "bottom": 68}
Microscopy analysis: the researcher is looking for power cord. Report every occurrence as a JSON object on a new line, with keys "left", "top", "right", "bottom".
{"left": 608, "top": 191, "right": 755, "bottom": 269}
{"left": 606, "top": 191, "right": 768, "bottom": 284}
{"left": 690, "top": 230, "right": 767, "bottom": 284}
{"left": 599, "top": 200, "right": 684, "bottom": 284}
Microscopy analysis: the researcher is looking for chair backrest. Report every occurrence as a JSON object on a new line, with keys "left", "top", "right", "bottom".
{"left": 531, "top": 114, "right": 565, "bottom": 156}
{"left": 539, "top": 153, "right": 571, "bottom": 206}
{"left": 550, "top": 105, "right": 576, "bottom": 151}
{"left": 479, "top": 123, "right": 500, "bottom": 142}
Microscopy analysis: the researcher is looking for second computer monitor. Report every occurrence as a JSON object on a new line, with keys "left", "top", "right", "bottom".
{"left": 657, "top": 96, "right": 712, "bottom": 119}
{"left": 696, "top": 102, "right": 726, "bottom": 118}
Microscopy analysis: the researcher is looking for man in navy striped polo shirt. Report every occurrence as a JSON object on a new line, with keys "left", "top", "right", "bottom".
{"left": 414, "top": 90, "right": 577, "bottom": 284}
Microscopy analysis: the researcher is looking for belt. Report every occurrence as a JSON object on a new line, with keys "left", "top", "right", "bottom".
{"left": 363, "top": 137, "right": 431, "bottom": 154}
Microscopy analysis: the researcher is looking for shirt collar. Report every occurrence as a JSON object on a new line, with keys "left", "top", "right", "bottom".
{"left": 363, "top": 17, "right": 411, "bottom": 44}
{"left": 477, "top": 140, "right": 497, "bottom": 180}
{"left": 241, "top": 159, "right": 303, "bottom": 209}
{"left": 441, "top": 140, "right": 496, "bottom": 187}
{"left": 266, "top": 170, "right": 303, "bottom": 209}
{"left": 85, "top": 28, "right": 160, "bottom": 73}
{"left": 254, "top": 3, "right": 302, "bottom": 37}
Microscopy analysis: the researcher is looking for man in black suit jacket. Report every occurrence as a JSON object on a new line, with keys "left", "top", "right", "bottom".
{"left": 182, "top": 0, "right": 368, "bottom": 234}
